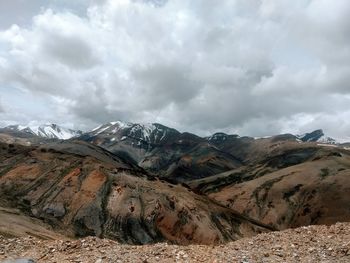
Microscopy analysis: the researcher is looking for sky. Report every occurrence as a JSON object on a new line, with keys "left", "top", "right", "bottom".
{"left": 0, "top": 0, "right": 350, "bottom": 139}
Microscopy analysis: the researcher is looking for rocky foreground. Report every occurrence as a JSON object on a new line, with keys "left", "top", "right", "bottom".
{"left": 1, "top": 222, "right": 350, "bottom": 263}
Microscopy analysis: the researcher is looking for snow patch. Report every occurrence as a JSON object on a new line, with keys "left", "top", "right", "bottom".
{"left": 94, "top": 125, "right": 110, "bottom": 135}
{"left": 92, "top": 124, "right": 103, "bottom": 132}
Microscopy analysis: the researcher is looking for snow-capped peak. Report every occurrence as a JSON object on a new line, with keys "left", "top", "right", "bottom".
{"left": 88, "top": 121, "right": 180, "bottom": 144}
{"left": 3, "top": 124, "right": 82, "bottom": 140}
{"left": 296, "top": 129, "right": 337, "bottom": 144}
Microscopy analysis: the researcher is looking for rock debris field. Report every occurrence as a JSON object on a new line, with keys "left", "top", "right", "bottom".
{"left": 1, "top": 222, "right": 350, "bottom": 263}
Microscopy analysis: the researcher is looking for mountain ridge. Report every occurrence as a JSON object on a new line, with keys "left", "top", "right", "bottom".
{"left": 1, "top": 120, "right": 348, "bottom": 145}
{"left": 0, "top": 123, "right": 82, "bottom": 140}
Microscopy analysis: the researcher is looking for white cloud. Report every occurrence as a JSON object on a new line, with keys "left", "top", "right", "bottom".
{"left": 0, "top": 0, "right": 349, "bottom": 138}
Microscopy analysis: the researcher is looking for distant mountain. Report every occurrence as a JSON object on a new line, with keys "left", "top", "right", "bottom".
{"left": 87, "top": 121, "right": 182, "bottom": 146}
{"left": 206, "top": 132, "right": 240, "bottom": 144}
{"left": 79, "top": 122, "right": 350, "bottom": 182}
{"left": 1, "top": 121, "right": 347, "bottom": 183}
{"left": 79, "top": 121, "right": 241, "bottom": 182}
{"left": 0, "top": 124, "right": 82, "bottom": 140}
{"left": 296, "top": 129, "right": 337, "bottom": 144}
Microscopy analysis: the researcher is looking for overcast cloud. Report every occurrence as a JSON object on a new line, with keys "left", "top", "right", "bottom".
{"left": 0, "top": 0, "right": 349, "bottom": 139}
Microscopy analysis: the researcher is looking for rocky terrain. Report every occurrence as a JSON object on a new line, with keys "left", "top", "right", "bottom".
{"left": 1, "top": 222, "right": 350, "bottom": 262}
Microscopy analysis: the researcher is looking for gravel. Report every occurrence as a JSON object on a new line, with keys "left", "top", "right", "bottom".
{"left": 1, "top": 222, "right": 350, "bottom": 263}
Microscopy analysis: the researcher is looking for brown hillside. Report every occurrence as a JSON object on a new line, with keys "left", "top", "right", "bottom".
{"left": 0, "top": 141, "right": 271, "bottom": 245}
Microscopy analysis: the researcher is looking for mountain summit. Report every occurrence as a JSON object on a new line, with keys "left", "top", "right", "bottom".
{"left": 1, "top": 124, "right": 82, "bottom": 140}
{"left": 297, "top": 129, "right": 337, "bottom": 144}
{"left": 88, "top": 121, "right": 181, "bottom": 145}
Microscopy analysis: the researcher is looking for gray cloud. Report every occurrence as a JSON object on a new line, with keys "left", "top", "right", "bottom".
{"left": 131, "top": 63, "right": 201, "bottom": 109}
{"left": 71, "top": 83, "right": 133, "bottom": 125}
{"left": 0, "top": 98, "right": 3, "bottom": 113}
{"left": 0, "top": 0, "right": 350, "bottom": 139}
{"left": 41, "top": 32, "right": 100, "bottom": 69}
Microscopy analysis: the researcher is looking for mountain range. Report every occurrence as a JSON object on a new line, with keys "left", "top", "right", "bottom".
{"left": 1, "top": 120, "right": 350, "bottom": 245}
{"left": 0, "top": 121, "right": 345, "bottom": 144}
{"left": 0, "top": 123, "right": 82, "bottom": 140}
{"left": 3, "top": 121, "right": 347, "bottom": 182}
{"left": 1, "top": 121, "right": 349, "bottom": 183}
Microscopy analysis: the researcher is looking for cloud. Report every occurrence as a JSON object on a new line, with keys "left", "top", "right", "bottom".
{"left": 34, "top": 10, "right": 100, "bottom": 69}
{"left": 0, "top": 98, "right": 3, "bottom": 113}
{"left": 0, "top": 0, "right": 349, "bottom": 138}
{"left": 131, "top": 63, "right": 201, "bottom": 109}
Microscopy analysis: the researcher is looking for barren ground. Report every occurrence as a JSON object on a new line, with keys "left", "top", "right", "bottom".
{"left": 1, "top": 222, "right": 350, "bottom": 263}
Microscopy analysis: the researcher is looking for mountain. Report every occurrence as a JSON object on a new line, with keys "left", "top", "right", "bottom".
{"left": 79, "top": 122, "right": 350, "bottom": 183}
{"left": 297, "top": 129, "right": 337, "bottom": 144}
{"left": 0, "top": 140, "right": 272, "bottom": 244}
{"left": 188, "top": 140, "right": 350, "bottom": 231}
{"left": 79, "top": 121, "right": 242, "bottom": 182}
{"left": 79, "top": 121, "right": 350, "bottom": 232}
{"left": 0, "top": 124, "right": 82, "bottom": 140}
{"left": 90, "top": 121, "right": 181, "bottom": 145}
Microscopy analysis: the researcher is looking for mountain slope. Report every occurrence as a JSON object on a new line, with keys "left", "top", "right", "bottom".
{"left": 0, "top": 205, "right": 68, "bottom": 239}
{"left": 0, "top": 141, "right": 271, "bottom": 245}
{"left": 188, "top": 144, "right": 350, "bottom": 230}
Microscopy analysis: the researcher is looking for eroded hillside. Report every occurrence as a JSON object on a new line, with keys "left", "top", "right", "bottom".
{"left": 0, "top": 141, "right": 271, "bottom": 245}
{"left": 189, "top": 143, "right": 350, "bottom": 230}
